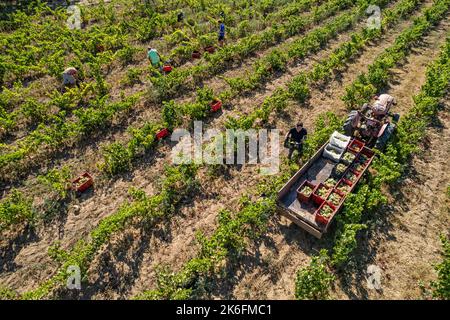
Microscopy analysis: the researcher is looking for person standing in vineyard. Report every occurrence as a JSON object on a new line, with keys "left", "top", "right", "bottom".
{"left": 147, "top": 47, "right": 162, "bottom": 69}
{"left": 218, "top": 20, "right": 225, "bottom": 47}
{"left": 62, "top": 67, "right": 79, "bottom": 88}
{"left": 284, "top": 122, "right": 307, "bottom": 160}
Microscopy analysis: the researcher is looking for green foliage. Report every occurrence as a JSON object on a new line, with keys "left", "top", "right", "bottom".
{"left": 135, "top": 266, "right": 193, "bottom": 300}
{"left": 48, "top": 241, "right": 70, "bottom": 264}
{"left": 342, "top": 79, "right": 376, "bottom": 108}
{"left": 337, "top": 185, "right": 373, "bottom": 225}
{"left": 21, "top": 98, "right": 48, "bottom": 124}
{"left": 140, "top": 1, "right": 447, "bottom": 301}
{"left": 288, "top": 74, "right": 310, "bottom": 103}
{"left": 431, "top": 235, "right": 450, "bottom": 299}
{"left": 121, "top": 67, "right": 142, "bottom": 87}
{"left": 49, "top": 87, "right": 84, "bottom": 112}
{"left": 127, "top": 122, "right": 158, "bottom": 155}
{"left": 116, "top": 45, "right": 139, "bottom": 65}
{"left": 1, "top": 0, "right": 400, "bottom": 178}
{"left": 37, "top": 166, "right": 72, "bottom": 199}
{"left": 264, "top": 49, "right": 288, "bottom": 72}
{"left": 0, "top": 189, "right": 34, "bottom": 232}
{"left": 331, "top": 224, "right": 367, "bottom": 267}
{"left": 295, "top": 250, "right": 335, "bottom": 300}
{"left": 101, "top": 142, "right": 133, "bottom": 175}
{"left": 134, "top": 15, "right": 161, "bottom": 42}
{"left": 182, "top": 87, "right": 215, "bottom": 121}
{"left": 91, "top": 63, "right": 109, "bottom": 97}
{"left": 0, "top": 287, "right": 19, "bottom": 300}
{"left": 196, "top": 86, "right": 215, "bottom": 105}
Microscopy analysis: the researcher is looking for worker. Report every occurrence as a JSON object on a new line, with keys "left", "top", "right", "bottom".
{"left": 147, "top": 47, "right": 162, "bottom": 69}
{"left": 62, "top": 67, "right": 78, "bottom": 87}
{"left": 218, "top": 20, "right": 225, "bottom": 47}
{"left": 285, "top": 122, "right": 307, "bottom": 160}
{"left": 372, "top": 93, "right": 396, "bottom": 118}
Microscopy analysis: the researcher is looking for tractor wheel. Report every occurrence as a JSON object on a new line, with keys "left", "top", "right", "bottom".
{"left": 343, "top": 110, "right": 358, "bottom": 136}
{"left": 375, "top": 123, "right": 396, "bottom": 151}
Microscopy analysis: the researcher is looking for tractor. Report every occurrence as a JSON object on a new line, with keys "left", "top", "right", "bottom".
{"left": 342, "top": 94, "right": 400, "bottom": 150}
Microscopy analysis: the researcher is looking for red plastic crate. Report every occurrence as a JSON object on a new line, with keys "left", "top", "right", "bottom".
{"left": 315, "top": 201, "right": 336, "bottom": 225}
{"left": 296, "top": 180, "right": 316, "bottom": 203}
{"left": 162, "top": 65, "right": 172, "bottom": 73}
{"left": 326, "top": 189, "right": 345, "bottom": 207}
{"left": 350, "top": 160, "right": 366, "bottom": 174}
{"left": 351, "top": 168, "right": 362, "bottom": 177}
{"left": 156, "top": 128, "right": 170, "bottom": 140}
{"left": 210, "top": 99, "right": 222, "bottom": 112}
{"left": 348, "top": 139, "right": 365, "bottom": 153}
{"left": 204, "top": 46, "right": 215, "bottom": 54}
{"left": 354, "top": 147, "right": 374, "bottom": 168}
{"left": 192, "top": 51, "right": 201, "bottom": 59}
{"left": 341, "top": 149, "right": 358, "bottom": 165}
{"left": 72, "top": 172, "right": 93, "bottom": 193}
{"left": 360, "top": 146, "right": 375, "bottom": 159}
{"left": 336, "top": 178, "right": 352, "bottom": 195}
{"left": 311, "top": 183, "right": 331, "bottom": 206}
{"left": 343, "top": 169, "right": 360, "bottom": 186}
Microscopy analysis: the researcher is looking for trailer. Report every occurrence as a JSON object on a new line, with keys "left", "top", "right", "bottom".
{"left": 276, "top": 136, "right": 375, "bottom": 238}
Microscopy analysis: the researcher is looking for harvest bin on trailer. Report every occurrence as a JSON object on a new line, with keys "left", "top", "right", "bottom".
{"left": 276, "top": 137, "right": 375, "bottom": 238}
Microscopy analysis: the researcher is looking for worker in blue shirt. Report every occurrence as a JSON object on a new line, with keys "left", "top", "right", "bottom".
{"left": 218, "top": 20, "right": 225, "bottom": 47}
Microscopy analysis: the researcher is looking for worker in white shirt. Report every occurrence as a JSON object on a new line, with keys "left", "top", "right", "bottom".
{"left": 62, "top": 67, "right": 79, "bottom": 87}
